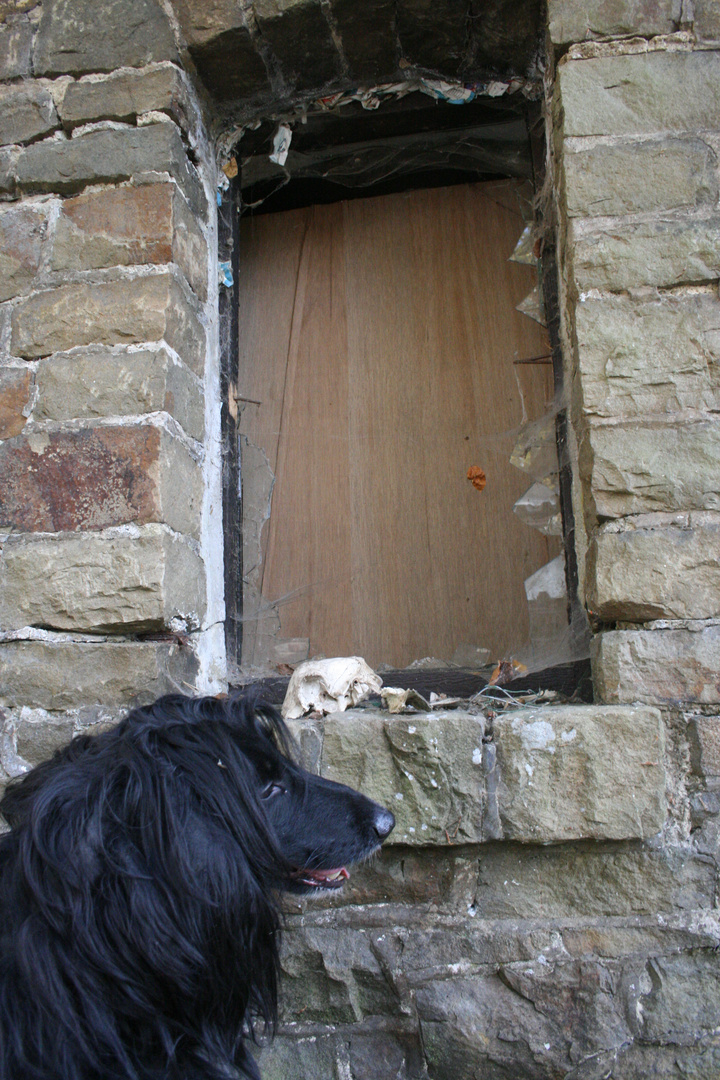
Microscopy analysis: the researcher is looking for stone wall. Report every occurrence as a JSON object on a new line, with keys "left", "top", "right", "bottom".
{"left": 1, "top": 1, "right": 720, "bottom": 1078}
{"left": 0, "top": 0, "right": 226, "bottom": 767}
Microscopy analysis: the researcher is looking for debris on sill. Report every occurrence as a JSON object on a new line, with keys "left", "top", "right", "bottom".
{"left": 489, "top": 659, "right": 528, "bottom": 687}
{"left": 282, "top": 656, "right": 382, "bottom": 719}
{"left": 466, "top": 465, "right": 487, "bottom": 491}
{"left": 269, "top": 123, "right": 292, "bottom": 166}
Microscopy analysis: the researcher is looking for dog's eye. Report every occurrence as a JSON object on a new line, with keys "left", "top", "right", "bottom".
{"left": 261, "top": 781, "right": 286, "bottom": 799}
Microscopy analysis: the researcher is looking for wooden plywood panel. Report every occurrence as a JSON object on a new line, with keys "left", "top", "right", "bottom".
{"left": 237, "top": 183, "right": 559, "bottom": 672}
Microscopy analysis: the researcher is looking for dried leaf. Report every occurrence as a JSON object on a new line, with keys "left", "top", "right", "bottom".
{"left": 467, "top": 465, "right": 487, "bottom": 492}
{"left": 489, "top": 659, "right": 528, "bottom": 686}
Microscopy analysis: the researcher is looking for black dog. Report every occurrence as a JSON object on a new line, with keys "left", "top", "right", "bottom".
{"left": 0, "top": 693, "right": 394, "bottom": 1080}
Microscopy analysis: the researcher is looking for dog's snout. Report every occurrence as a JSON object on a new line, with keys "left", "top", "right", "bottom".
{"left": 372, "top": 806, "right": 395, "bottom": 840}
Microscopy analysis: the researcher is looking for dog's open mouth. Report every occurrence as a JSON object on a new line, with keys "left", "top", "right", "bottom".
{"left": 293, "top": 866, "right": 350, "bottom": 889}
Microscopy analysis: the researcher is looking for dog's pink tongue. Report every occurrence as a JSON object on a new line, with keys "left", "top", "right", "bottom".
{"left": 311, "top": 867, "right": 349, "bottom": 882}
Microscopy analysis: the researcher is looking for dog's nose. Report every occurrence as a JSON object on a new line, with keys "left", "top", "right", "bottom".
{"left": 373, "top": 806, "right": 395, "bottom": 839}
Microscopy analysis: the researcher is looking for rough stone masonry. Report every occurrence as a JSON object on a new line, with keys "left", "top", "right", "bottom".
{"left": 1, "top": 0, "right": 720, "bottom": 1077}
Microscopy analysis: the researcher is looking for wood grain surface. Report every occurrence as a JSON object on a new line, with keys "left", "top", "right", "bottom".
{"left": 237, "top": 182, "right": 560, "bottom": 670}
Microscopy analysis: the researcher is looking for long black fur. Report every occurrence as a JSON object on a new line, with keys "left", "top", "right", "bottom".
{"left": 0, "top": 693, "right": 394, "bottom": 1080}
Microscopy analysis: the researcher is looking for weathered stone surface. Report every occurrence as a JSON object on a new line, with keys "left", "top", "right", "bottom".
{"left": 33, "top": 347, "right": 204, "bottom": 440}
{"left": 629, "top": 952, "right": 720, "bottom": 1045}
{"left": 0, "top": 83, "right": 58, "bottom": 147}
{"left": 587, "top": 514, "right": 720, "bottom": 621}
{"left": 396, "top": 0, "right": 466, "bottom": 75}
{"left": 260, "top": 916, "right": 720, "bottom": 1080}
{"left": 0, "top": 524, "right": 206, "bottom": 632}
{"left": 0, "top": 1, "right": 40, "bottom": 16}
{"left": 60, "top": 66, "right": 193, "bottom": 133}
{"left": 329, "top": 0, "right": 397, "bottom": 81}
{"left": 189, "top": 27, "right": 270, "bottom": 102}
{"left": 475, "top": 842, "right": 715, "bottom": 917}
{"left": 51, "top": 183, "right": 208, "bottom": 300}
{"left": 469, "top": 0, "right": 544, "bottom": 77}
{"left": 255, "top": 0, "right": 340, "bottom": 92}
{"left": 0, "top": 423, "right": 203, "bottom": 538}
{"left": 0, "top": 203, "right": 46, "bottom": 302}
{"left": 11, "top": 272, "right": 205, "bottom": 373}
{"left": 417, "top": 967, "right": 626, "bottom": 1080}
{"left": 548, "top": 0, "right": 680, "bottom": 45}
{"left": 2, "top": 708, "right": 116, "bottom": 773}
{"left": 587, "top": 421, "right": 720, "bottom": 518}
{"left": 575, "top": 293, "right": 720, "bottom": 420}
{"left": 492, "top": 705, "right": 666, "bottom": 841}
{"left": 13, "top": 124, "right": 207, "bottom": 217}
{"left": 564, "top": 137, "right": 718, "bottom": 218}
{"left": 295, "top": 705, "right": 668, "bottom": 846}
{"left": 558, "top": 51, "right": 720, "bottom": 138}
{"left": 313, "top": 709, "right": 487, "bottom": 845}
{"left": 259, "top": 1027, "right": 425, "bottom": 1080}
{"left": 688, "top": 716, "right": 720, "bottom": 782}
{"left": 593, "top": 625, "right": 720, "bottom": 705}
{"left": 571, "top": 217, "right": 720, "bottom": 292}
{"left": 33, "top": 0, "right": 178, "bottom": 75}
{"left": 0, "top": 636, "right": 199, "bottom": 710}
{"left": 0, "top": 366, "right": 31, "bottom": 439}
{"left": 695, "top": 0, "right": 720, "bottom": 41}
{"left": 169, "top": 0, "right": 239, "bottom": 47}
{"left": 0, "top": 14, "right": 33, "bottom": 79}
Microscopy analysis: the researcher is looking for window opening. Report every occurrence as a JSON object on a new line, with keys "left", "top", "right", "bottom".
{"left": 224, "top": 92, "right": 591, "bottom": 701}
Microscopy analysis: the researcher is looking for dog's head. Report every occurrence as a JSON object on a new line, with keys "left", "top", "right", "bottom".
{"left": 119, "top": 694, "right": 394, "bottom": 889}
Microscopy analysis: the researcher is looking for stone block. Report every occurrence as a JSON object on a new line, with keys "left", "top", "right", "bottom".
{"left": 0, "top": 14, "right": 33, "bottom": 79}
{"left": 548, "top": 0, "right": 681, "bottom": 45}
{"left": 558, "top": 51, "right": 720, "bottom": 138}
{"left": 474, "top": 842, "right": 714, "bottom": 917}
{"left": 59, "top": 65, "right": 192, "bottom": 131}
{"left": 695, "top": 0, "right": 720, "bottom": 41}
{"left": 688, "top": 716, "right": 720, "bottom": 781}
{"left": 396, "top": 0, "right": 466, "bottom": 75}
{"left": 0, "top": 524, "right": 207, "bottom": 633}
{"left": 14, "top": 123, "right": 207, "bottom": 218}
{"left": 11, "top": 272, "right": 205, "bottom": 374}
{"left": 314, "top": 709, "right": 486, "bottom": 845}
{"left": 0, "top": 202, "right": 46, "bottom": 302}
{"left": 586, "top": 421, "right": 720, "bottom": 518}
{"left": 189, "top": 27, "right": 271, "bottom": 102}
{"left": 587, "top": 515, "right": 720, "bottom": 622}
{"left": 629, "top": 953, "right": 720, "bottom": 1045}
{"left": 170, "top": 0, "right": 244, "bottom": 47}
{"left": 33, "top": 0, "right": 178, "bottom": 75}
{"left": 593, "top": 625, "right": 720, "bottom": 705}
{"left": 33, "top": 347, "right": 204, "bottom": 441}
{"left": 0, "top": 366, "right": 31, "bottom": 439}
{"left": 254, "top": 0, "right": 340, "bottom": 92}
{"left": 575, "top": 293, "right": 720, "bottom": 420}
{"left": 0, "top": 636, "right": 199, "bottom": 710}
{"left": 0, "top": 83, "right": 58, "bottom": 147}
{"left": 51, "top": 183, "right": 208, "bottom": 301}
{"left": 417, "top": 968, "right": 623, "bottom": 1079}
{"left": 492, "top": 704, "right": 666, "bottom": 841}
{"left": 329, "top": 0, "right": 397, "bottom": 81}
{"left": 0, "top": 423, "right": 203, "bottom": 538}
{"left": 563, "top": 137, "right": 717, "bottom": 218}
{"left": 571, "top": 217, "right": 720, "bottom": 292}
